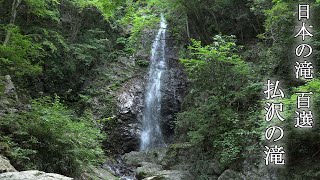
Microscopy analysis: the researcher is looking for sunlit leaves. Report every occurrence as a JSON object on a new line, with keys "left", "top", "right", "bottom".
{"left": 181, "top": 35, "right": 250, "bottom": 80}
{"left": 25, "top": 0, "right": 60, "bottom": 21}
{"left": 0, "top": 25, "right": 42, "bottom": 77}
{"left": 69, "top": 0, "right": 125, "bottom": 19}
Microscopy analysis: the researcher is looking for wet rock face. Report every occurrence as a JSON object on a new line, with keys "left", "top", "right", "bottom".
{"left": 160, "top": 32, "right": 187, "bottom": 143}
{"left": 0, "top": 75, "right": 24, "bottom": 117}
{"left": 113, "top": 77, "right": 146, "bottom": 153}
{"left": 4, "top": 75, "right": 16, "bottom": 95}
{"left": 161, "top": 55, "right": 187, "bottom": 142}
{"left": 109, "top": 29, "right": 157, "bottom": 155}
{"left": 113, "top": 24, "right": 187, "bottom": 154}
{"left": 117, "top": 77, "right": 145, "bottom": 116}
{"left": 0, "top": 75, "right": 18, "bottom": 108}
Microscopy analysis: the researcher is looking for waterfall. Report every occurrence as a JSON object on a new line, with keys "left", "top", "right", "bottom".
{"left": 140, "top": 14, "right": 167, "bottom": 151}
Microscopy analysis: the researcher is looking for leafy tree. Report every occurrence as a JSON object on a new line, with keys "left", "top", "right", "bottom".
{"left": 157, "top": 0, "right": 265, "bottom": 44}
{"left": 176, "top": 35, "right": 262, "bottom": 177}
{"left": 2, "top": 0, "right": 59, "bottom": 45}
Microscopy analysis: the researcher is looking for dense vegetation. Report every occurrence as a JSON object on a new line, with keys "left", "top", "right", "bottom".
{"left": 176, "top": 35, "right": 262, "bottom": 176}
{"left": 1, "top": 0, "right": 320, "bottom": 179}
{"left": 0, "top": 97, "right": 104, "bottom": 176}
{"left": 170, "top": 0, "right": 320, "bottom": 178}
{"left": 0, "top": 0, "right": 128, "bottom": 177}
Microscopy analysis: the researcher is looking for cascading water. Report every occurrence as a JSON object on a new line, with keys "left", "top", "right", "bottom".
{"left": 140, "top": 14, "right": 167, "bottom": 151}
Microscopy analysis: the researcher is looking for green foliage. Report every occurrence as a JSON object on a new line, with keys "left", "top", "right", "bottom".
{"left": 0, "top": 25, "right": 42, "bottom": 77}
{"left": 0, "top": 96, "right": 105, "bottom": 177}
{"left": 71, "top": 0, "right": 125, "bottom": 19}
{"left": 0, "top": 78, "right": 4, "bottom": 97}
{"left": 312, "top": 2, "right": 320, "bottom": 73}
{"left": 176, "top": 35, "right": 262, "bottom": 173}
{"left": 25, "top": 0, "right": 60, "bottom": 21}
{"left": 251, "top": 0, "right": 296, "bottom": 82}
{"left": 119, "top": 1, "right": 160, "bottom": 49}
{"left": 136, "top": 59, "right": 149, "bottom": 67}
{"left": 0, "top": 5, "right": 137, "bottom": 161}
{"left": 263, "top": 1, "right": 294, "bottom": 43}
{"left": 274, "top": 79, "right": 320, "bottom": 177}
{"left": 160, "top": 0, "right": 264, "bottom": 44}
{"left": 181, "top": 35, "right": 249, "bottom": 80}
{"left": 29, "top": 23, "right": 118, "bottom": 99}
{"left": 93, "top": 0, "right": 125, "bottom": 19}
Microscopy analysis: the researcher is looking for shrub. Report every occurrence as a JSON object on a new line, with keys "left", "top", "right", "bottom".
{"left": 0, "top": 96, "right": 105, "bottom": 177}
{"left": 136, "top": 60, "right": 149, "bottom": 67}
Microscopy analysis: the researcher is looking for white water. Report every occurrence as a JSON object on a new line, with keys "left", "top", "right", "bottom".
{"left": 140, "top": 14, "right": 167, "bottom": 151}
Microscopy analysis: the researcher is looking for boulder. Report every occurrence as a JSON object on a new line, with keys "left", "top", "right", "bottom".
{"left": 0, "top": 155, "right": 17, "bottom": 173}
{"left": 83, "top": 167, "right": 118, "bottom": 180}
{"left": 218, "top": 169, "right": 244, "bottom": 180}
{"left": 0, "top": 75, "right": 19, "bottom": 112}
{"left": 241, "top": 159, "right": 279, "bottom": 180}
{"left": 134, "top": 160, "right": 190, "bottom": 180}
{"left": 142, "top": 170, "right": 190, "bottom": 180}
{"left": 136, "top": 162, "right": 163, "bottom": 179}
{"left": 170, "top": 164, "right": 192, "bottom": 171}
{"left": 4, "top": 75, "right": 16, "bottom": 96}
{"left": 2, "top": 75, "right": 18, "bottom": 103}
{"left": 155, "top": 170, "right": 190, "bottom": 180}
{"left": 123, "top": 148, "right": 167, "bottom": 167}
{"left": 143, "top": 176, "right": 165, "bottom": 180}
{"left": 123, "top": 151, "right": 147, "bottom": 166}
{"left": 161, "top": 143, "right": 192, "bottom": 168}
{"left": 209, "top": 159, "right": 226, "bottom": 175}
{"left": 0, "top": 170, "right": 73, "bottom": 180}
{"left": 102, "top": 158, "right": 135, "bottom": 178}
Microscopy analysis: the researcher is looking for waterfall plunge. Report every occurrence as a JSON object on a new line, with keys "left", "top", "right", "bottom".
{"left": 140, "top": 14, "right": 167, "bottom": 151}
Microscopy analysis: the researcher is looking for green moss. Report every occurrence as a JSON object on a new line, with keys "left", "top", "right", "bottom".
{"left": 0, "top": 76, "right": 5, "bottom": 97}
{"left": 110, "top": 82, "right": 121, "bottom": 91}
{"left": 136, "top": 60, "right": 149, "bottom": 67}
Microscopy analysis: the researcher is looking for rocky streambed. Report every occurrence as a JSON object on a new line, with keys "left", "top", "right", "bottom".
{"left": 104, "top": 143, "right": 261, "bottom": 180}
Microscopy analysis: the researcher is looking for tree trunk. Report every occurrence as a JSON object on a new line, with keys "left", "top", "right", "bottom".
{"left": 3, "top": 0, "right": 22, "bottom": 46}
{"left": 186, "top": 15, "right": 190, "bottom": 40}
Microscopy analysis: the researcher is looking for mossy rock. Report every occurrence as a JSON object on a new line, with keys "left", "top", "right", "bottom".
{"left": 136, "top": 162, "right": 163, "bottom": 179}
{"left": 161, "top": 143, "right": 192, "bottom": 168}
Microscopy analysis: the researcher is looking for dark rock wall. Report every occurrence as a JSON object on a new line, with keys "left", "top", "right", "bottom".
{"left": 160, "top": 31, "right": 187, "bottom": 143}
{"left": 114, "top": 22, "right": 187, "bottom": 154}
{"left": 116, "top": 77, "right": 146, "bottom": 153}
